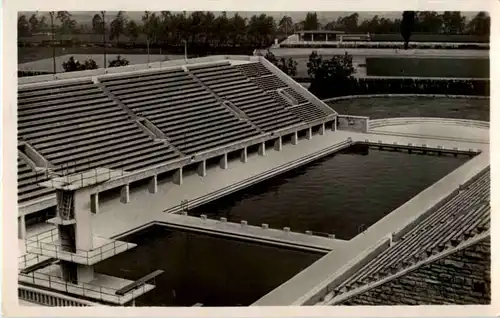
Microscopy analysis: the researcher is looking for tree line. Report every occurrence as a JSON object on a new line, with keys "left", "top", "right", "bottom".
{"left": 18, "top": 11, "right": 491, "bottom": 47}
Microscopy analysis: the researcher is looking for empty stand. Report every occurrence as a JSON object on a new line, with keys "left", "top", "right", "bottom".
{"left": 235, "top": 62, "right": 272, "bottom": 78}
{"left": 329, "top": 168, "right": 491, "bottom": 297}
{"left": 189, "top": 63, "right": 304, "bottom": 132}
{"left": 283, "top": 87, "right": 308, "bottom": 104}
{"left": 251, "top": 75, "right": 288, "bottom": 91}
{"left": 289, "top": 103, "right": 330, "bottom": 122}
{"left": 18, "top": 80, "right": 179, "bottom": 181}
{"left": 18, "top": 154, "right": 52, "bottom": 203}
{"left": 100, "top": 67, "right": 261, "bottom": 155}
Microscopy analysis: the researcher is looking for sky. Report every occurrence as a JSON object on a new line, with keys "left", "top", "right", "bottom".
{"left": 20, "top": 11, "right": 482, "bottom": 27}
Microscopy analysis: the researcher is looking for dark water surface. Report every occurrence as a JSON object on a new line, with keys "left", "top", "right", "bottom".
{"left": 328, "top": 97, "right": 489, "bottom": 121}
{"left": 95, "top": 225, "right": 323, "bottom": 307}
{"left": 189, "top": 146, "right": 468, "bottom": 239}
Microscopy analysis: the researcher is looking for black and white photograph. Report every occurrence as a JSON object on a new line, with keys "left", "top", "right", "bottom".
{"left": 2, "top": 1, "right": 497, "bottom": 315}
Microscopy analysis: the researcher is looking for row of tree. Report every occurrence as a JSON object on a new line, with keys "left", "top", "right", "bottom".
{"left": 18, "top": 11, "right": 491, "bottom": 46}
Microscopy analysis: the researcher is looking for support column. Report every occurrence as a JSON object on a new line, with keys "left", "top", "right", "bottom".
{"left": 332, "top": 120, "right": 336, "bottom": 131}
{"left": 197, "top": 160, "right": 206, "bottom": 177}
{"left": 240, "top": 147, "right": 248, "bottom": 163}
{"left": 319, "top": 123, "right": 326, "bottom": 135}
{"left": 258, "top": 142, "right": 266, "bottom": 156}
{"left": 148, "top": 175, "right": 158, "bottom": 194}
{"left": 274, "top": 137, "right": 282, "bottom": 151}
{"left": 90, "top": 193, "right": 99, "bottom": 213}
{"left": 173, "top": 167, "right": 183, "bottom": 185}
{"left": 120, "top": 184, "right": 130, "bottom": 204}
{"left": 306, "top": 127, "right": 312, "bottom": 140}
{"left": 219, "top": 153, "right": 228, "bottom": 170}
{"left": 18, "top": 215, "right": 26, "bottom": 240}
{"left": 311, "top": 33, "right": 314, "bottom": 41}
{"left": 291, "top": 131, "right": 299, "bottom": 145}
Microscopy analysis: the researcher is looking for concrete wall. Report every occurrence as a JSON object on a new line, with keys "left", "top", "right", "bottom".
{"left": 337, "top": 115, "right": 369, "bottom": 133}
{"left": 339, "top": 238, "right": 491, "bottom": 305}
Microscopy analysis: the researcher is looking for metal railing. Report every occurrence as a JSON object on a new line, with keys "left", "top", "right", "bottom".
{"left": 19, "top": 270, "right": 153, "bottom": 304}
{"left": 25, "top": 228, "right": 135, "bottom": 265}
{"left": 18, "top": 253, "right": 50, "bottom": 270}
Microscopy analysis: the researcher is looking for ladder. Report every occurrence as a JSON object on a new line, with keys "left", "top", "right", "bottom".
{"left": 58, "top": 193, "right": 73, "bottom": 220}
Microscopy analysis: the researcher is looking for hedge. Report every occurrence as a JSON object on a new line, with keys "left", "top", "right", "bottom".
{"left": 366, "top": 57, "right": 489, "bottom": 78}
{"left": 306, "top": 77, "right": 489, "bottom": 99}
{"left": 18, "top": 70, "right": 52, "bottom": 77}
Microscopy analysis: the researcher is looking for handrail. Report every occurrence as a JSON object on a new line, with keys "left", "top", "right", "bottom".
{"left": 19, "top": 270, "right": 150, "bottom": 304}
{"left": 25, "top": 228, "right": 134, "bottom": 265}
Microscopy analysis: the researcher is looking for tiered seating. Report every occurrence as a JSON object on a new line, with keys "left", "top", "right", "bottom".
{"left": 251, "top": 75, "right": 288, "bottom": 91}
{"left": 289, "top": 103, "right": 330, "bottom": 122}
{"left": 18, "top": 80, "right": 179, "bottom": 176}
{"left": 100, "top": 68, "right": 261, "bottom": 155}
{"left": 266, "top": 90, "right": 292, "bottom": 108}
{"left": 189, "top": 63, "right": 303, "bottom": 132}
{"left": 17, "top": 155, "right": 52, "bottom": 203}
{"left": 283, "top": 87, "right": 308, "bottom": 104}
{"left": 234, "top": 62, "right": 272, "bottom": 78}
{"left": 327, "top": 168, "right": 490, "bottom": 299}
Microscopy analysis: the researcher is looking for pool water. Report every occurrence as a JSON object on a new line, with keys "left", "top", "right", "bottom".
{"left": 95, "top": 225, "right": 324, "bottom": 306}
{"left": 189, "top": 145, "right": 469, "bottom": 239}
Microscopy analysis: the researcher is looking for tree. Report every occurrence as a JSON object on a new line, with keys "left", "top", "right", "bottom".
{"left": 229, "top": 13, "right": 247, "bottom": 46}
{"left": 467, "top": 11, "right": 490, "bottom": 36}
{"left": 92, "top": 14, "right": 104, "bottom": 34}
{"left": 215, "top": 12, "right": 230, "bottom": 46}
{"left": 56, "top": 11, "right": 76, "bottom": 34}
{"left": 307, "top": 51, "right": 355, "bottom": 98}
{"left": 441, "top": 11, "right": 465, "bottom": 34}
{"left": 18, "top": 15, "right": 30, "bottom": 37}
{"left": 142, "top": 11, "right": 160, "bottom": 44}
{"left": 110, "top": 11, "right": 127, "bottom": 43}
{"left": 62, "top": 56, "right": 99, "bottom": 72}
{"left": 279, "top": 15, "right": 293, "bottom": 36}
{"left": 126, "top": 20, "right": 140, "bottom": 42}
{"left": 400, "top": 11, "right": 416, "bottom": 50}
{"left": 28, "top": 14, "right": 39, "bottom": 34}
{"left": 303, "top": 12, "right": 319, "bottom": 31}
{"left": 263, "top": 50, "right": 297, "bottom": 76}
{"left": 108, "top": 55, "right": 130, "bottom": 67}
{"left": 416, "top": 11, "right": 443, "bottom": 33}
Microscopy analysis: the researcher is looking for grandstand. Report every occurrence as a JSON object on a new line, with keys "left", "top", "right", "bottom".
{"left": 17, "top": 56, "right": 337, "bottom": 212}
{"left": 318, "top": 167, "right": 490, "bottom": 305}
{"left": 16, "top": 54, "right": 490, "bottom": 307}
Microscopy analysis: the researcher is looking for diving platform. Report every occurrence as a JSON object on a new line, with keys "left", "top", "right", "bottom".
{"left": 19, "top": 264, "right": 155, "bottom": 305}
{"left": 25, "top": 229, "right": 137, "bottom": 265}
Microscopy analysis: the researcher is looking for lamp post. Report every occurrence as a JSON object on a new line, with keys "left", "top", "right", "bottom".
{"left": 183, "top": 40, "right": 187, "bottom": 62}
{"left": 49, "top": 11, "right": 56, "bottom": 74}
{"left": 101, "top": 11, "right": 107, "bottom": 69}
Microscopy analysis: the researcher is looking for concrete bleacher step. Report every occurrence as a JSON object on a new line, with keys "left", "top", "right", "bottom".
{"left": 19, "top": 107, "right": 124, "bottom": 134}
{"left": 18, "top": 83, "right": 96, "bottom": 99}
{"left": 27, "top": 124, "right": 134, "bottom": 152}
{"left": 159, "top": 112, "right": 235, "bottom": 132}
{"left": 127, "top": 94, "right": 215, "bottom": 112}
{"left": 22, "top": 116, "right": 130, "bottom": 142}
{"left": 100, "top": 68, "right": 185, "bottom": 85}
